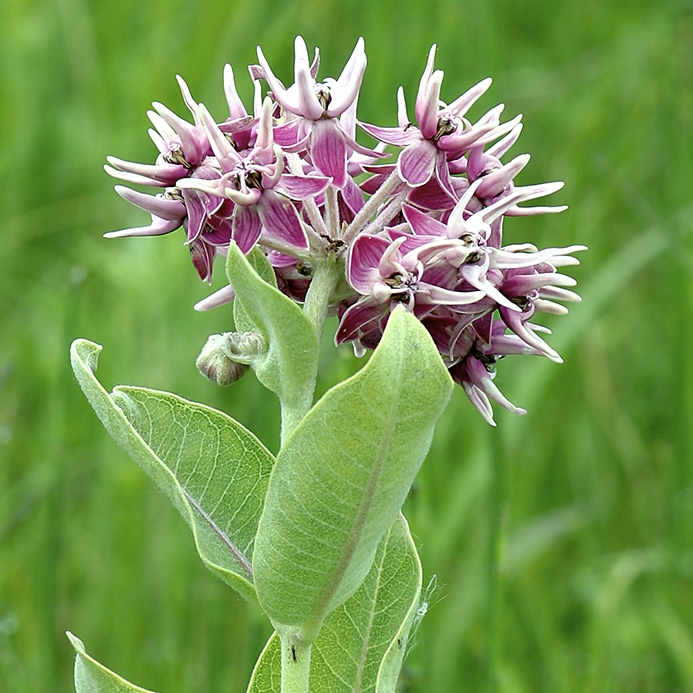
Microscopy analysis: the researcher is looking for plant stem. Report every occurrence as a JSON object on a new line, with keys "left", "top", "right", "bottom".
{"left": 302, "top": 259, "right": 340, "bottom": 342}
{"left": 279, "top": 633, "right": 312, "bottom": 693}
{"left": 343, "top": 168, "right": 401, "bottom": 243}
{"left": 279, "top": 258, "right": 341, "bottom": 445}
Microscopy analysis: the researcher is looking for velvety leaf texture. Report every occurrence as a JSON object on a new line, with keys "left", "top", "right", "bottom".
{"left": 70, "top": 339, "right": 274, "bottom": 602}
{"left": 253, "top": 307, "right": 452, "bottom": 637}
{"left": 226, "top": 242, "right": 319, "bottom": 409}
{"left": 247, "top": 514, "right": 422, "bottom": 693}
{"left": 68, "top": 632, "right": 158, "bottom": 693}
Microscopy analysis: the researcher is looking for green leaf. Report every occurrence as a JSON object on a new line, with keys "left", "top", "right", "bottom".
{"left": 70, "top": 339, "right": 274, "bottom": 602}
{"left": 233, "top": 247, "right": 278, "bottom": 333}
{"left": 246, "top": 514, "right": 422, "bottom": 693}
{"left": 253, "top": 307, "right": 452, "bottom": 638}
{"left": 226, "top": 242, "right": 319, "bottom": 412}
{"left": 67, "top": 632, "right": 158, "bottom": 693}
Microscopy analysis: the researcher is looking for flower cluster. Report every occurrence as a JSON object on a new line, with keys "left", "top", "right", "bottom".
{"left": 106, "top": 37, "right": 585, "bottom": 424}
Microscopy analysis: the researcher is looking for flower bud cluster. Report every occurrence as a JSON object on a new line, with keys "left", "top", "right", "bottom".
{"left": 106, "top": 37, "right": 585, "bottom": 424}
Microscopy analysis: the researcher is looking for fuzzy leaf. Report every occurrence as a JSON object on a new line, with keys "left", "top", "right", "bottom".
{"left": 68, "top": 632, "right": 158, "bottom": 693}
{"left": 253, "top": 307, "right": 452, "bottom": 638}
{"left": 246, "top": 514, "right": 422, "bottom": 693}
{"left": 70, "top": 339, "right": 274, "bottom": 602}
{"left": 226, "top": 242, "right": 318, "bottom": 412}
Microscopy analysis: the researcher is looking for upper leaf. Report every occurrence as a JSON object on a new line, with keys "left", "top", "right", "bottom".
{"left": 70, "top": 339, "right": 274, "bottom": 602}
{"left": 246, "top": 514, "right": 422, "bottom": 693}
{"left": 252, "top": 307, "right": 452, "bottom": 638}
{"left": 226, "top": 242, "right": 319, "bottom": 413}
{"left": 68, "top": 632, "right": 159, "bottom": 693}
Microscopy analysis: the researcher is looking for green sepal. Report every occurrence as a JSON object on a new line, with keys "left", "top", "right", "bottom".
{"left": 252, "top": 307, "right": 452, "bottom": 638}
{"left": 70, "top": 339, "right": 274, "bottom": 602}
{"left": 67, "top": 632, "right": 159, "bottom": 693}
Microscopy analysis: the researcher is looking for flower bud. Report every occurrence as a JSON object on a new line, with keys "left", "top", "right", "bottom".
{"left": 196, "top": 331, "right": 266, "bottom": 386}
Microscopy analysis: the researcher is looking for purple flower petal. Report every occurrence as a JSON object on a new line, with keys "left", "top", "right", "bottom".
{"left": 357, "top": 121, "right": 421, "bottom": 147}
{"left": 232, "top": 204, "right": 262, "bottom": 254}
{"left": 190, "top": 239, "right": 216, "bottom": 283}
{"left": 347, "top": 234, "right": 390, "bottom": 293}
{"left": 257, "top": 190, "right": 309, "bottom": 250}
{"left": 182, "top": 188, "right": 208, "bottom": 242}
{"left": 402, "top": 203, "right": 447, "bottom": 237}
{"left": 340, "top": 176, "right": 365, "bottom": 213}
{"left": 310, "top": 118, "right": 348, "bottom": 189}
{"left": 274, "top": 174, "right": 332, "bottom": 200}
{"left": 273, "top": 120, "right": 303, "bottom": 147}
{"left": 335, "top": 297, "right": 389, "bottom": 344}
{"left": 397, "top": 139, "right": 437, "bottom": 187}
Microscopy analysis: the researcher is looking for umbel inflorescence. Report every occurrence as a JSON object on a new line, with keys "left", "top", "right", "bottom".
{"left": 105, "top": 36, "right": 585, "bottom": 425}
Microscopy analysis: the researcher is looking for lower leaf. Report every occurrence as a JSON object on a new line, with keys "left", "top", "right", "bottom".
{"left": 67, "top": 632, "right": 158, "bottom": 693}
{"left": 247, "top": 514, "right": 422, "bottom": 693}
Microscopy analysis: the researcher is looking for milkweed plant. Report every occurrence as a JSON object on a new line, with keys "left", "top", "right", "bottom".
{"left": 69, "top": 36, "right": 585, "bottom": 693}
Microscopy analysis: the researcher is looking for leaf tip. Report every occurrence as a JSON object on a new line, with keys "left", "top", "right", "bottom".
{"left": 66, "top": 630, "right": 85, "bottom": 654}
{"left": 70, "top": 339, "right": 103, "bottom": 375}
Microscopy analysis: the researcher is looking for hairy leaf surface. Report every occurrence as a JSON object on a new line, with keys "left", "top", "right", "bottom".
{"left": 68, "top": 632, "right": 158, "bottom": 693}
{"left": 247, "top": 514, "right": 422, "bottom": 693}
{"left": 71, "top": 339, "right": 274, "bottom": 602}
{"left": 253, "top": 307, "right": 452, "bottom": 637}
{"left": 226, "top": 242, "right": 318, "bottom": 411}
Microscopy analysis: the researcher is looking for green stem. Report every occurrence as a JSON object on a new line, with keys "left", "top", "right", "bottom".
{"left": 279, "top": 258, "right": 341, "bottom": 445}
{"left": 302, "top": 259, "right": 340, "bottom": 341}
{"left": 279, "top": 632, "right": 312, "bottom": 693}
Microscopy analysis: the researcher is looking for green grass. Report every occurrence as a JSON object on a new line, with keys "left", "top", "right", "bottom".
{"left": 1, "top": 0, "right": 691, "bottom": 691}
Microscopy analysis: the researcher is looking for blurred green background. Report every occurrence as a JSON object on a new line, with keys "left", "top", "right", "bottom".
{"left": 1, "top": 0, "right": 692, "bottom": 691}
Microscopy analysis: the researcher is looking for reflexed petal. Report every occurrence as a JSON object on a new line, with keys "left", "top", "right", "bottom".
{"left": 311, "top": 118, "right": 348, "bottom": 188}
{"left": 257, "top": 190, "right": 309, "bottom": 250}
{"left": 274, "top": 174, "right": 332, "bottom": 200}
{"left": 232, "top": 204, "right": 262, "bottom": 253}
{"left": 397, "top": 139, "right": 437, "bottom": 187}
{"left": 272, "top": 120, "right": 303, "bottom": 147}
{"left": 358, "top": 121, "right": 420, "bottom": 146}
{"left": 335, "top": 297, "right": 388, "bottom": 343}
{"left": 434, "top": 150, "right": 457, "bottom": 201}
{"left": 402, "top": 203, "right": 447, "bottom": 237}
{"left": 340, "top": 176, "right": 365, "bottom": 214}
{"left": 182, "top": 188, "right": 208, "bottom": 242}
{"left": 189, "top": 239, "right": 216, "bottom": 282}
{"left": 347, "top": 234, "right": 390, "bottom": 292}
